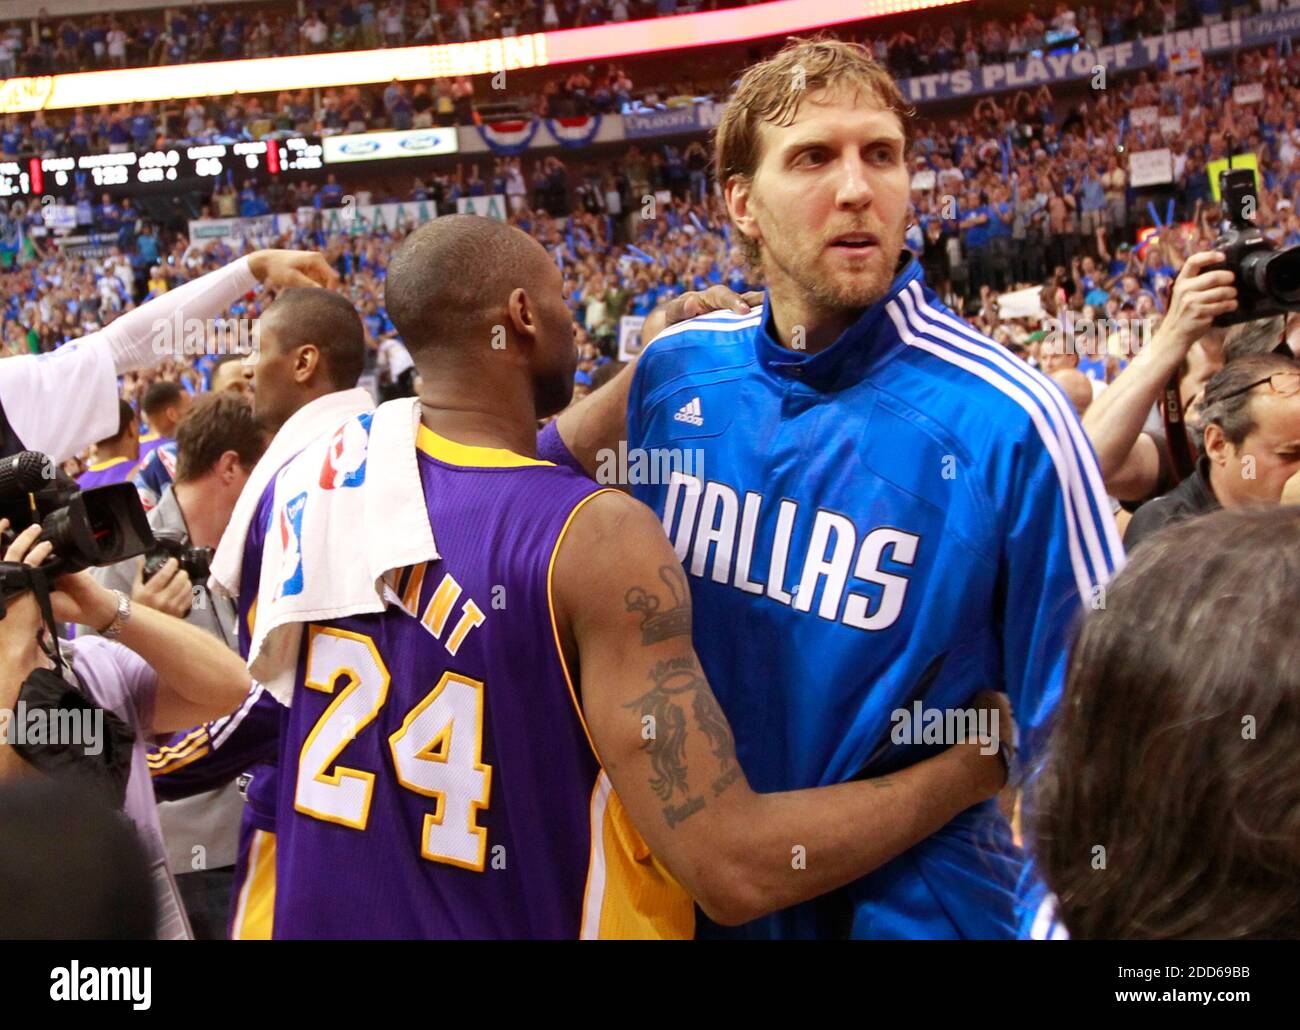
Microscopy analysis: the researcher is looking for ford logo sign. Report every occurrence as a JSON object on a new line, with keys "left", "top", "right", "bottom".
{"left": 341, "top": 140, "right": 381, "bottom": 155}
{"left": 399, "top": 135, "right": 438, "bottom": 151}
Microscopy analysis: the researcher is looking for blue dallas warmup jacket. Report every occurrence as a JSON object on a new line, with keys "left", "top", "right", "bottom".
{"left": 627, "top": 255, "right": 1123, "bottom": 939}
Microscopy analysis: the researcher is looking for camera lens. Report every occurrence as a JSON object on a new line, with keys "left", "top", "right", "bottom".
{"left": 1263, "top": 246, "right": 1300, "bottom": 305}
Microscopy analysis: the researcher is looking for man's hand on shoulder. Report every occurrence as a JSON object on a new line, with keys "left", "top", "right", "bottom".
{"left": 642, "top": 286, "right": 765, "bottom": 347}
{"left": 552, "top": 286, "right": 764, "bottom": 480}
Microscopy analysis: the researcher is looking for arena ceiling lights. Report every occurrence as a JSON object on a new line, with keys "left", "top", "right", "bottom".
{"left": 0, "top": 0, "right": 969, "bottom": 114}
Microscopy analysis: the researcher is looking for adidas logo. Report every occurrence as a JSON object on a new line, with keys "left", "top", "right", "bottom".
{"left": 673, "top": 397, "right": 704, "bottom": 427}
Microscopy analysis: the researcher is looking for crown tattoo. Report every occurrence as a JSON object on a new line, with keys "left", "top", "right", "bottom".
{"left": 625, "top": 565, "right": 693, "bottom": 644}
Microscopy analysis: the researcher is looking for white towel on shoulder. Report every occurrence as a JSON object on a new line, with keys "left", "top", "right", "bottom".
{"left": 211, "top": 387, "right": 376, "bottom": 601}
{"left": 246, "top": 397, "right": 439, "bottom": 705}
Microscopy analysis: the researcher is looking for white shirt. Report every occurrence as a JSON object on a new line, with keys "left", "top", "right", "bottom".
{"left": 0, "top": 337, "right": 118, "bottom": 463}
{"left": 0, "top": 258, "right": 256, "bottom": 463}
{"left": 378, "top": 336, "right": 415, "bottom": 379}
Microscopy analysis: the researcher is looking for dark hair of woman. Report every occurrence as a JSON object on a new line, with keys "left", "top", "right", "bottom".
{"left": 1028, "top": 506, "right": 1300, "bottom": 939}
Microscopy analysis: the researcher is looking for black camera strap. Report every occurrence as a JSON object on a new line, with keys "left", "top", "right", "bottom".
{"left": 1161, "top": 371, "right": 1197, "bottom": 486}
{"left": 28, "top": 567, "right": 69, "bottom": 678}
{"left": 0, "top": 560, "right": 69, "bottom": 678}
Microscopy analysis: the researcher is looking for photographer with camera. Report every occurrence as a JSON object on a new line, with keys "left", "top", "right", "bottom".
{"left": 1083, "top": 164, "right": 1300, "bottom": 512}
{"left": 1081, "top": 248, "right": 1233, "bottom": 504}
{"left": 90, "top": 393, "right": 267, "bottom": 641}
{"left": 87, "top": 392, "right": 267, "bottom": 938}
{"left": 0, "top": 249, "right": 336, "bottom": 466}
{"left": 0, "top": 517, "right": 253, "bottom": 938}
{"left": 1125, "top": 352, "right": 1300, "bottom": 547}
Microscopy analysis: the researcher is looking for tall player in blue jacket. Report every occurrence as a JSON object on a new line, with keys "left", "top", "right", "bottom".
{"left": 545, "top": 39, "right": 1124, "bottom": 938}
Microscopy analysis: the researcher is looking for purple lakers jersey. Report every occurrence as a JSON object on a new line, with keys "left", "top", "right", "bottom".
{"left": 77, "top": 455, "right": 139, "bottom": 490}
{"left": 262, "top": 424, "right": 692, "bottom": 939}
{"left": 137, "top": 431, "right": 168, "bottom": 464}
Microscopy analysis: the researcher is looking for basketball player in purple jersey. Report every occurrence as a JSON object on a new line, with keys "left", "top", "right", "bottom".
{"left": 260, "top": 216, "right": 1011, "bottom": 938}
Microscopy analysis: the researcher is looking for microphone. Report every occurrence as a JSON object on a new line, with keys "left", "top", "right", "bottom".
{"left": 0, "top": 451, "right": 54, "bottom": 497}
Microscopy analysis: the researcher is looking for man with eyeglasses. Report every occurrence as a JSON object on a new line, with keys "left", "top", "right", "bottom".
{"left": 1125, "top": 353, "right": 1300, "bottom": 549}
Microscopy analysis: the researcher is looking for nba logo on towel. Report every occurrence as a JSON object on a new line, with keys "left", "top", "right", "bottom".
{"left": 277, "top": 491, "right": 308, "bottom": 599}
{"left": 320, "top": 413, "right": 371, "bottom": 490}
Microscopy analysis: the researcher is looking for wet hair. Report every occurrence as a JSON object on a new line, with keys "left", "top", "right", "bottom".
{"left": 713, "top": 36, "right": 914, "bottom": 269}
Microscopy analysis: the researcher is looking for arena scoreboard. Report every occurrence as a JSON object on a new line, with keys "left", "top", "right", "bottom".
{"left": 0, "top": 137, "right": 325, "bottom": 200}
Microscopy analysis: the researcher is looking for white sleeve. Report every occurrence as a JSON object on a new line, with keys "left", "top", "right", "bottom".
{"left": 0, "top": 255, "right": 259, "bottom": 463}
{"left": 0, "top": 338, "right": 119, "bottom": 463}
{"left": 100, "top": 254, "right": 257, "bottom": 374}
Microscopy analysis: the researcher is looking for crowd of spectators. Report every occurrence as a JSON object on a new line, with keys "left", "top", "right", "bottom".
{"left": 2, "top": 33, "right": 1300, "bottom": 377}
{"left": 0, "top": 152, "right": 742, "bottom": 413}
{"left": 3, "top": 0, "right": 1294, "bottom": 160}
{"left": 906, "top": 44, "right": 1300, "bottom": 333}
{"left": 0, "top": 61, "right": 663, "bottom": 162}
{"left": 2, "top": 0, "right": 746, "bottom": 78}
{"left": 1, "top": 0, "right": 1283, "bottom": 80}
{"left": 3, "top": 18, "right": 1300, "bottom": 512}
{"left": 8, "top": 34, "right": 1299, "bottom": 316}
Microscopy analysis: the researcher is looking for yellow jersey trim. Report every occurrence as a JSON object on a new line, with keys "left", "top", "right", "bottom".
{"left": 546, "top": 488, "right": 620, "bottom": 759}
{"left": 416, "top": 424, "right": 554, "bottom": 469}
{"left": 230, "top": 829, "right": 276, "bottom": 940}
{"left": 87, "top": 456, "right": 132, "bottom": 472}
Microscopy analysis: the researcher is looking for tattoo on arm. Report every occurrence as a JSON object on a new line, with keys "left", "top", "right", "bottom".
{"left": 622, "top": 566, "right": 741, "bottom": 827}
{"left": 625, "top": 659, "right": 694, "bottom": 804}
{"left": 624, "top": 565, "right": 693, "bottom": 644}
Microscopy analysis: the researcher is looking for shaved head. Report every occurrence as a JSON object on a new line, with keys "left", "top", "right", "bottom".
{"left": 1052, "top": 368, "right": 1094, "bottom": 417}
{"left": 259, "top": 288, "right": 365, "bottom": 391}
{"left": 385, "top": 215, "right": 577, "bottom": 418}
{"left": 252, "top": 288, "right": 365, "bottom": 432}
{"left": 386, "top": 215, "right": 557, "bottom": 356}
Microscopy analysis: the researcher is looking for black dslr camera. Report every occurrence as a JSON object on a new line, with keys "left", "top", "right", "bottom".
{"left": 142, "top": 530, "right": 213, "bottom": 585}
{"left": 1211, "top": 166, "right": 1300, "bottom": 327}
{"left": 0, "top": 450, "right": 154, "bottom": 579}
